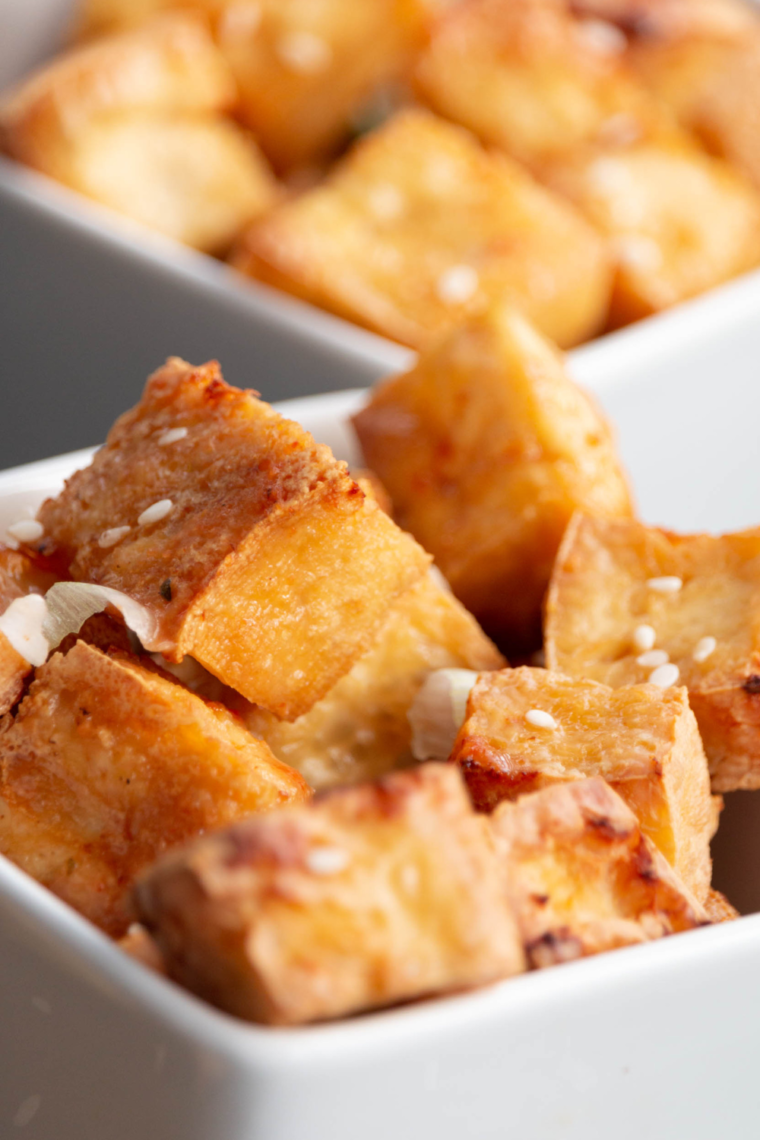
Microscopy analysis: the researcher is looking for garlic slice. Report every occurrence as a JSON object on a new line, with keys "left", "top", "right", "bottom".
{"left": 42, "top": 582, "right": 163, "bottom": 652}
{"left": 0, "top": 594, "right": 50, "bottom": 666}
{"left": 408, "top": 668, "right": 479, "bottom": 761}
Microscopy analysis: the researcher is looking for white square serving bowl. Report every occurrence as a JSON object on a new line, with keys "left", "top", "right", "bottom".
{"left": 3, "top": 320, "right": 760, "bottom": 1138}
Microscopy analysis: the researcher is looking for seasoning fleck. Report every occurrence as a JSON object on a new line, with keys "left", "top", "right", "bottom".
{"left": 648, "top": 663, "right": 680, "bottom": 688}
{"left": 646, "top": 576, "right": 683, "bottom": 594}
{"left": 138, "top": 499, "right": 173, "bottom": 526}
{"left": 159, "top": 579, "right": 172, "bottom": 602}
{"left": 6, "top": 520, "right": 43, "bottom": 544}
{"left": 525, "top": 709, "right": 558, "bottom": 730}
{"left": 98, "top": 525, "right": 130, "bottom": 549}
{"left": 693, "top": 636, "right": 716, "bottom": 663}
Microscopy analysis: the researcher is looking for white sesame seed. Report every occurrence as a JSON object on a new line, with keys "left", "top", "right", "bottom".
{"left": 305, "top": 846, "right": 350, "bottom": 875}
{"left": 693, "top": 636, "right": 717, "bottom": 663}
{"left": 158, "top": 427, "right": 188, "bottom": 446}
{"left": 525, "top": 709, "right": 558, "bottom": 730}
{"left": 577, "top": 18, "right": 627, "bottom": 55}
{"left": 647, "top": 576, "right": 683, "bottom": 594}
{"left": 616, "top": 234, "right": 663, "bottom": 273}
{"left": 632, "top": 624, "right": 656, "bottom": 653}
{"left": 6, "top": 519, "right": 43, "bottom": 544}
{"left": 436, "top": 264, "right": 479, "bottom": 305}
{"left": 98, "top": 525, "right": 130, "bottom": 549}
{"left": 648, "top": 663, "right": 680, "bottom": 688}
{"left": 138, "top": 499, "right": 173, "bottom": 526}
{"left": 368, "top": 182, "right": 405, "bottom": 221}
{"left": 276, "top": 30, "right": 332, "bottom": 73}
{"left": 637, "top": 649, "right": 669, "bottom": 668}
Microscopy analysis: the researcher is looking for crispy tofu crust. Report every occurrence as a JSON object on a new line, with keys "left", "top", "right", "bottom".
{"left": 452, "top": 666, "right": 715, "bottom": 900}
{"left": 243, "top": 572, "right": 504, "bottom": 789}
{"left": 0, "top": 641, "right": 308, "bottom": 936}
{"left": 0, "top": 15, "right": 276, "bottom": 252}
{"left": 703, "top": 887, "right": 739, "bottom": 923}
{"left": 352, "top": 306, "right": 632, "bottom": 651}
{"left": 545, "top": 514, "right": 760, "bottom": 792}
{"left": 0, "top": 547, "right": 59, "bottom": 715}
{"left": 136, "top": 763, "right": 525, "bottom": 1024}
{"left": 235, "top": 108, "right": 612, "bottom": 350}
{"left": 490, "top": 777, "right": 708, "bottom": 967}
{"left": 35, "top": 358, "right": 429, "bottom": 719}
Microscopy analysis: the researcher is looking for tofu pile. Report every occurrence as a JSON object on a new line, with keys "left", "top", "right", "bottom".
{"left": 0, "top": 300, "right": 749, "bottom": 1025}
{"left": 2, "top": 0, "right": 760, "bottom": 340}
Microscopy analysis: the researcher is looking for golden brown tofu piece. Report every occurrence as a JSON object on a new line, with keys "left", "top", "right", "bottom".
{"left": 0, "top": 15, "right": 276, "bottom": 253}
{"left": 235, "top": 108, "right": 612, "bottom": 350}
{"left": 136, "top": 763, "right": 525, "bottom": 1024}
{"left": 352, "top": 306, "right": 632, "bottom": 651}
{"left": 0, "top": 547, "right": 58, "bottom": 714}
{"left": 35, "top": 358, "right": 429, "bottom": 720}
{"left": 490, "top": 777, "right": 707, "bottom": 967}
{"left": 74, "top": 0, "right": 431, "bottom": 172}
{"left": 414, "top": 0, "right": 659, "bottom": 174}
{"left": 545, "top": 514, "right": 760, "bottom": 792}
{"left": 452, "top": 666, "right": 715, "bottom": 900}
{"left": 544, "top": 134, "right": 760, "bottom": 328}
{"left": 703, "top": 887, "right": 739, "bottom": 923}
{"left": 244, "top": 572, "right": 504, "bottom": 789}
{"left": 0, "top": 641, "right": 308, "bottom": 936}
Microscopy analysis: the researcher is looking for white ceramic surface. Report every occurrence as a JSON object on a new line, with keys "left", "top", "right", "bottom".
{"left": 2, "top": 367, "right": 760, "bottom": 1138}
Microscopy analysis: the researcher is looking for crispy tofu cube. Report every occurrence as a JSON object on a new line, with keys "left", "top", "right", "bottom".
{"left": 545, "top": 514, "right": 760, "bottom": 792}
{"left": 0, "top": 547, "right": 58, "bottom": 715}
{"left": 414, "top": 0, "right": 658, "bottom": 173}
{"left": 136, "top": 763, "right": 525, "bottom": 1024}
{"left": 73, "top": 0, "right": 431, "bottom": 172}
{"left": 0, "top": 641, "right": 308, "bottom": 936}
{"left": 451, "top": 666, "right": 715, "bottom": 900}
{"left": 244, "top": 572, "right": 504, "bottom": 789}
{"left": 352, "top": 306, "right": 632, "bottom": 651}
{"left": 703, "top": 888, "right": 739, "bottom": 923}
{"left": 35, "top": 358, "right": 429, "bottom": 719}
{"left": 234, "top": 108, "right": 612, "bottom": 350}
{"left": 490, "top": 777, "right": 707, "bottom": 967}
{"left": 0, "top": 15, "right": 276, "bottom": 253}
{"left": 544, "top": 135, "right": 760, "bottom": 327}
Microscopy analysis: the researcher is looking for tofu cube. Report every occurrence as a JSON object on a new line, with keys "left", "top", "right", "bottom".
{"left": 35, "top": 358, "right": 429, "bottom": 719}
{"left": 490, "top": 777, "right": 707, "bottom": 967}
{"left": 545, "top": 513, "right": 760, "bottom": 792}
{"left": 0, "top": 15, "right": 277, "bottom": 252}
{"left": 136, "top": 763, "right": 525, "bottom": 1024}
{"left": 545, "top": 135, "right": 760, "bottom": 327}
{"left": 244, "top": 571, "right": 504, "bottom": 789}
{"left": 234, "top": 108, "right": 613, "bottom": 350}
{"left": 452, "top": 666, "right": 716, "bottom": 900}
{"left": 352, "top": 306, "right": 632, "bottom": 651}
{"left": 0, "top": 641, "right": 308, "bottom": 935}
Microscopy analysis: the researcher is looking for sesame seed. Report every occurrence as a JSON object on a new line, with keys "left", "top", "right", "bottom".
{"left": 693, "top": 636, "right": 717, "bottom": 663}
{"left": 577, "top": 18, "right": 627, "bottom": 54}
{"left": 637, "top": 649, "right": 669, "bottom": 667}
{"left": 646, "top": 576, "right": 683, "bottom": 594}
{"left": 525, "top": 709, "right": 557, "bottom": 730}
{"left": 158, "top": 427, "right": 188, "bottom": 446}
{"left": 436, "top": 264, "right": 479, "bottom": 305}
{"left": 305, "top": 846, "right": 350, "bottom": 875}
{"left": 276, "top": 30, "right": 332, "bottom": 73}
{"left": 368, "top": 182, "right": 405, "bottom": 221}
{"left": 648, "top": 663, "right": 680, "bottom": 688}
{"left": 632, "top": 624, "right": 656, "bottom": 653}
{"left": 98, "top": 525, "right": 130, "bottom": 549}
{"left": 6, "top": 519, "right": 43, "bottom": 543}
{"left": 138, "top": 499, "right": 173, "bottom": 526}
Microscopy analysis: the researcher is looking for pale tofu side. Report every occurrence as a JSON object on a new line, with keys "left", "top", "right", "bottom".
{"left": 35, "top": 358, "right": 429, "bottom": 720}
{"left": 0, "top": 641, "right": 308, "bottom": 937}
{"left": 450, "top": 666, "right": 715, "bottom": 901}
{"left": 234, "top": 108, "right": 612, "bottom": 350}
{"left": 0, "top": 15, "right": 277, "bottom": 253}
{"left": 136, "top": 763, "right": 526, "bottom": 1025}
{"left": 352, "top": 306, "right": 632, "bottom": 651}
{"left": 545, "top": 514, "right": 760, "bottom": 791}
{"left": 243, "top": 572, "right": 504, "bottom": 790}
{"left": 490, "top": 777, "right": 708, "bottom": 968}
